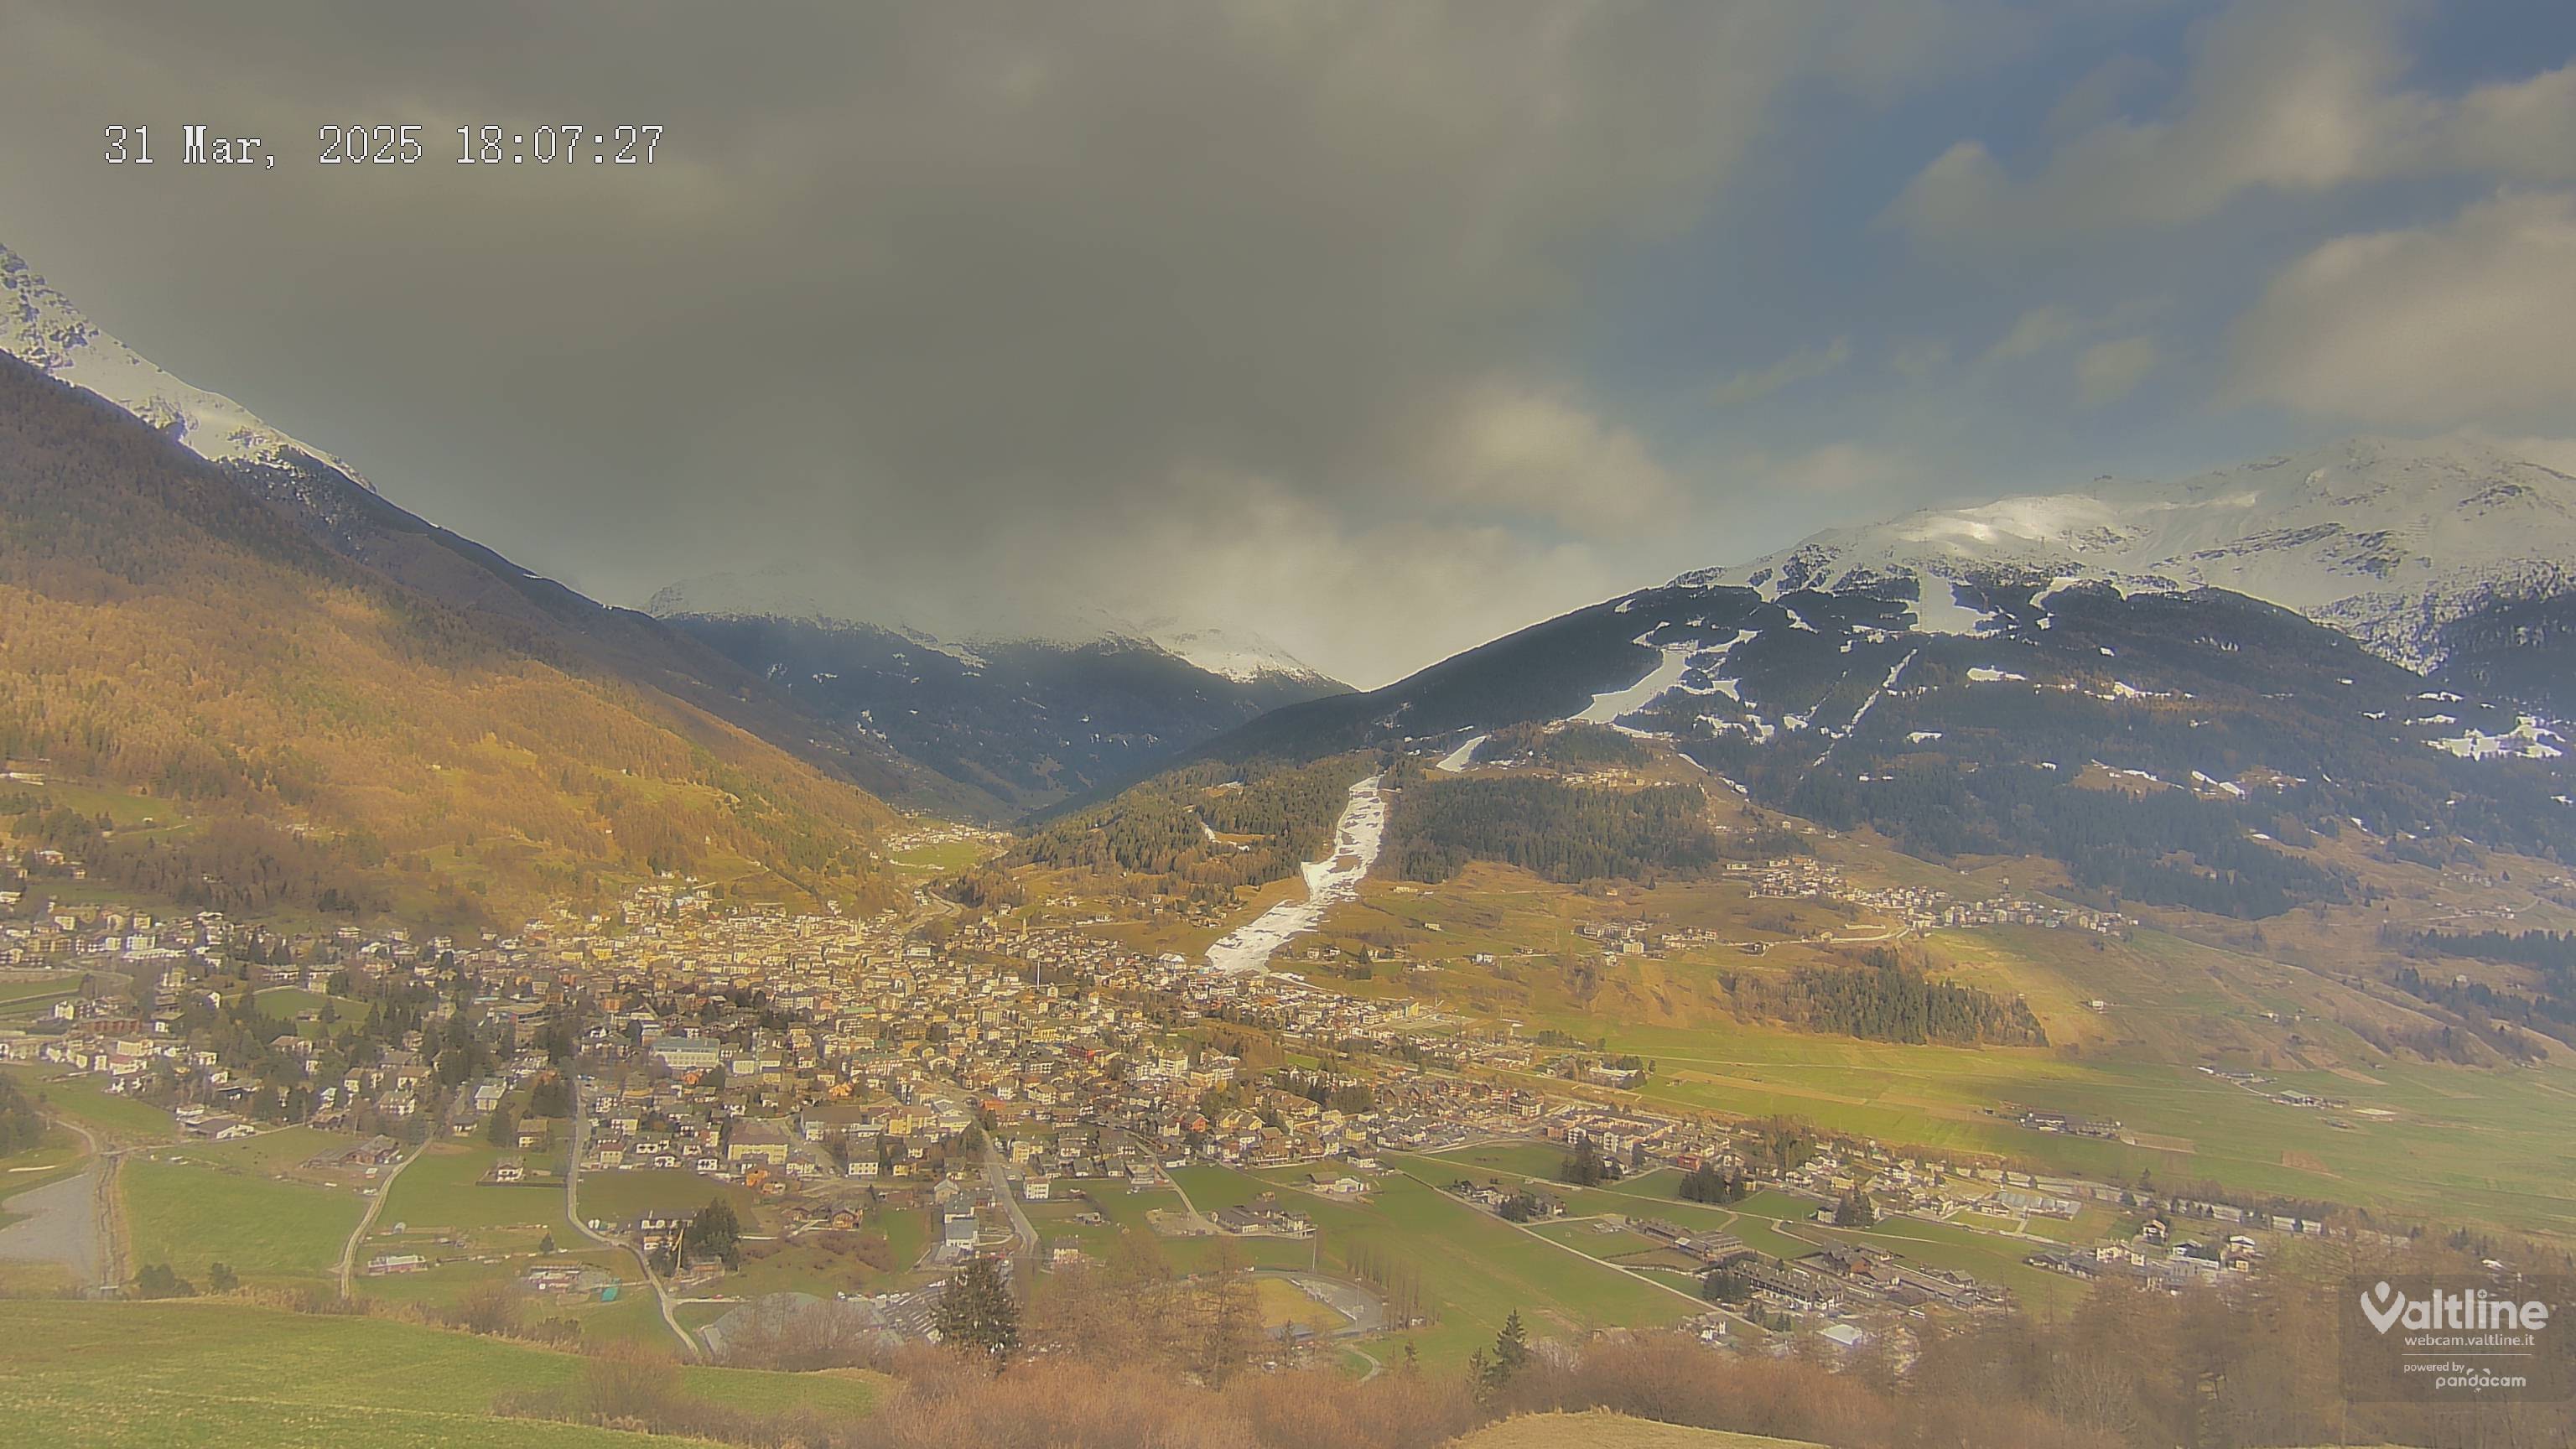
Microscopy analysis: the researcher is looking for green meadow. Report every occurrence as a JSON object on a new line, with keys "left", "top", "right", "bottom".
{"left": 1171, "top": 1161, "right": 1703, "bottom": 1367}
{"left": 1, "top": 1064, "right": 176, "bottom": 1143}
{"left": 122, "top": 1155, "right": 364, "bottom": 1284}
{"left": 0, "top": 1297, "right": 885, "bottom": 1448}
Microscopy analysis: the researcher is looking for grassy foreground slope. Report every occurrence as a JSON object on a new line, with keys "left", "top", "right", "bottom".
{"left": 0, "top": 1297, "right": 885, "bottom": 1448}
{"left": 0, "top": 356, "right": 901, "bottom": 925}
{"left": 1452, "top": 1414, "right": 1819, "bottom": 1447}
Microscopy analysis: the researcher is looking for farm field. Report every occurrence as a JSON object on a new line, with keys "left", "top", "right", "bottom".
{"left": 1459, "top": 1001, "right": 2576, "bottom": 1241}
{"left": 0, "top": 1125, "right": 90, "bottom": 1214}
{"left": 377, "top": 1142, "right": 572, "bottom": 1243}
{"left": 1306, "top": 833, "right": 2576, "bottom": 1244}
{"left": 0, "top": 1297, "right": 885, "bottom": 1448}
{"left": 122, "top": 1154, "right": 365, "bottom": 1284}
{"left": 0, "top": 973, "right": 80, "bottom": 1013}
{"left": 572, "top": 1168, "right": 761, "bottom": 1235}
{"left": 1400, "top": 1145, "right": 2088, "bottom": 1312}
{"left": 1170, "top": 1162, "right": 1702, "bottom": 1367}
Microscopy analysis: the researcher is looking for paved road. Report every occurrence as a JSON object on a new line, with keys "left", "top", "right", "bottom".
{"left": 981, "top": 1139, "right": 1037, "bottom": 1254}
{"left": 567, "top": 1073, "right": 698, "bottom": 1359}
{"left": 335, "top": 1142, "right": 423, "bottom": 1297}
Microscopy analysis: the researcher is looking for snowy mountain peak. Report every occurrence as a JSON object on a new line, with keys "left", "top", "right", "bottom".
{"left": 0, "top": 241, "right": 369, "bottom": 486}
{"left": 1676, "top": 436, "right": 2576, "bottom": 672}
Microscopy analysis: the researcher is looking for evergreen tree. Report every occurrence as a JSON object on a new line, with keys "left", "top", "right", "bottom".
{"left": 933, "top": 1255, "right": 1021, "bottom": 1362}
{"left": 1482, "top": 1308, "right": 1530, "bottom": 1391}
{"left": 683, "top": 1197, "right": 743, "bottom": 1270}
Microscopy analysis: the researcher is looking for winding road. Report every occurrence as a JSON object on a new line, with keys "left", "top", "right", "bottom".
{"left": 566, "top": 1073, "right": 699, "bottom": 1359}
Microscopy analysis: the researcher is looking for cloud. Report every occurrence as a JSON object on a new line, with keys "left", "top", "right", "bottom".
{"left": 2225, "top": 190, "right": 2576, "bottom": 424}
{"left": 1757, "top": 443, "right": 1910, "bottom": 497}
{"left": 2075, "top": 335, "right": 2158, "bottom": 407}
{"left": 1888, "top": 0, "right": 2576, "bottom": 244}
{"left": 2480, "top": 434, "right": 2576, "bottom": 475}
{"left": 1983, "top": 306, "right": 2084, "bottom": 365}
{"left": 0, "top": 0, "right": 1822, "bottom": 684}
{"left": 1711, "top": 338, "right": 1852, "bottom": 408}
{"left": 1417, "top": 382, "right": 1680, "bottom": 536}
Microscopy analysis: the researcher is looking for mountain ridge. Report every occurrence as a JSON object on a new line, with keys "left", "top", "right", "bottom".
{"left": 0, "top": 353, "right": 905, "bottom": 922}
{"left": 1678, "top": 435, "right": 2576, "bottom": 687}
{"left": 1, "top": 242, "right": 370, "bottom": 486}
{"left": 647, "top": 568, "right": 1335, "bottom": 688}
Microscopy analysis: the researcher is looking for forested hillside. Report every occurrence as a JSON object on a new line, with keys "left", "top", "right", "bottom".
{"left": 1380, "top": 766, "right": 1724, "bottom": 886}
{"left": 1006, "top": 752, "right": 1378, "bottom": 906}
{"left": 1719, "top": 953, "right": 2049, "bottom": 1046}
{"left": 0, "top": 358, "right": 901, "bottom": 922}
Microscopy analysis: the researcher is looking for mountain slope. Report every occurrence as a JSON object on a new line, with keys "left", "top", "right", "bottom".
{"left": 2, "top": 242, "right": 367, "bottom": 482}
{"left": 0, "top": 354, "right": 901, "bottom": 922}
{"left": 659, "top": 610, "right": 1345, "bottom": 814}
{"left": 647, "top": 567, "right": 1336, "bottom": 688}
{"left": 0, "top": 238, "right": 971, "bottom": 816}
{"left": 1684, "top": 436, "right": 2576, "bottom": 699}
{"left": 1189, "top": 570, "right": 2573, "bottom": 917}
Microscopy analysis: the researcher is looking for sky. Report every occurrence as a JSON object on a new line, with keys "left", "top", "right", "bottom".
{"left": 3, "top": 1, "right": 2573, "bottom": 688}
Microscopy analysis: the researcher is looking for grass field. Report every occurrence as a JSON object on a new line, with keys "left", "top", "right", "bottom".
{"left": 1453, "top": 1414, "right": 1818, "bottom": 1448}
{"left": 1295, "top": 832, "right": 2576, "bottom": 1244}
{"left": 1401, "top": 1145, "right": 2089, "bottom": 1314}
{"left": 571, "top": 1169, "right": 760, "bottom": 1234}
{"left": 1171, "top": 1162, "right": 1703, "bottom": 1367}
{"left": 0, "top": 1125, "right": 90, "bottom": 1217}
{"left": 886, "top": 839, "right": 995, "bottom": 872}
{"left": 122, "top": 1154, "right": 366, "bottom": 1283}
{"left": 1, "top": 1064, "right": 176, "bottom": 1143}
{"left": 1253, "top": 1275, "right": 1350, "bottom": 1333}
{"left": 0, "top": 1297, "right": 885, "bottom": 1448}
{"left": 379, "top": 1143, "right": 571, "bottom": 1242}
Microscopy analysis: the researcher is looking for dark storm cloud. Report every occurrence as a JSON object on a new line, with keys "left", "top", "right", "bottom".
{"left": 14, "top": 3, "right": 2566, "bottom": 684}
{"left": 0, "top": 0, "right": 1825, "bottom": 683}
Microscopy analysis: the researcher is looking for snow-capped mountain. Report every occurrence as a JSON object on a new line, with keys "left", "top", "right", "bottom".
{"left": 0, "top": 240, "right": 970, "bottom": 813}
{"left": 1197, "top": 567, "right": 2575, "bottom": 919}
{"left": 647, "top": 569, "right": 1334, "bottom": 688}
{"left": 1182, "top": 442, "right": 2576, "bottom": 918}
{"left": 658, "top": 609, "right": 1347, "bottom": 815}
{"left": 1679, "top": 436, "right": 2576, "bottom": 680}
{"left": 0, "top": 242, "right": 369, "bottom": 486}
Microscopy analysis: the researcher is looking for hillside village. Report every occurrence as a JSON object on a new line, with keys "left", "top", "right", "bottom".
{"left": 0, "top": 844, "right": 2389, "bottom": 1364}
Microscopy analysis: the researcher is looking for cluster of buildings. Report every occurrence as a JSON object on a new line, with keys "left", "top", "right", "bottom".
{"left": 1729, "top": 858, "right": 2132, "bottom": 936}
{"left": 0, "top": 855, "right": 2376, "bottom": 1352}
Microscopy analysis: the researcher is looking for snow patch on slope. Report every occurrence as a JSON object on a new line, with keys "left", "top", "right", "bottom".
{"left": 1673, "top": 436, "right": 2576, "bottom": 673}
{"left": 1203, "top": 774, "right": 1385, "bottom": 974}
{"left": 1572, "top": 636, "right": 1697, "bottom": 729}
{"left": 0, "top": 242, "right": 369, "bottom": 486}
